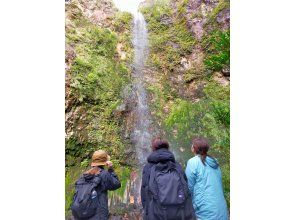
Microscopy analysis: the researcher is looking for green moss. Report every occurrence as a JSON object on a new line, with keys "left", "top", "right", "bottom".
{"left": 141, "top": 0, "right": 195, "bottom": 74}
{"left": 113, "top": 11, "right": 133, "bottom": 32}
{"left": 206, "top": 0, "right": 230, "bottom": 26}
{"left": 111, "top": 11, "right": 134, "bottom": 65}
{"left": 65, "top": 1, "right": 134, "bottom": 216}
{"left": 202, "top": 30, "right": 230, "bottom": 72}
{"left": 66, "top": 12, "right": 131, "bottom": 158}
{"left": 172, "top": 22, "right": 195, "bottom": 54}
{"left": 147, "top": 84, "right": 167, "bottom": 119}
{"left": 221, "top": 163, "right": 230, "bottom": 208}
{"left": 65, "top": 137, "right": 92, "bottom": 163}
{"left": 177, "top": 0, "right": 189, "bottom": 15}
{"left": 140, "top": 0, "right": 230, "bottom": 209}
{"left": 204, "top": 80, "right": 230, "bottom": 100}
{"left": 141, "top": 0, "right": 172, "bottom": 23}
{"left": 164, "top": 80, "right": 230, "bottom": 205}
{"left": 109, "top": 166, "right": 131, "bottom": 198}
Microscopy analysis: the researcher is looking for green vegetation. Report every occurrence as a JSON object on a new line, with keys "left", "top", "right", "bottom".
{"left": 165, "top": 81, "right": 229, "bottom": 148}
{"left": 69, "top": 29, "right": 127, "bottom": 103}
{"left": 206, "top": 0, "right": 230, "bottom": 26}
{"left": 66, "top": 23, "right": 130, "bottom": 161}
{"left": 113, "top": 11, "right": 133, "bottom": 32}
{"left": 141, "top": 0, "right": 230, "bottom": 207}
{"left": 65, "top": 1, "right": 133, "bottom": 217}
{"left": 164, "top": 81, "right": 230, "bottom": 206}
{"left": 111, "top": 167, "right": 131, "bottom": 197}
{"left": 65, "top": 167, "right": 81, "bottom": 214}
{"left": 141, "top": 0, "right": 195, "bottom": 73}
{"left": 202, "top": 30, "right": 230, "bottom": 72}
{"left": 112, "top": 11, "right": 134, "bottom": 62}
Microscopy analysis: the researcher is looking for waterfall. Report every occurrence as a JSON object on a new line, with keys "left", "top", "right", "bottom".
{"left": 109, "top": 12, "right": 154, "bottom": 219}
{"left": 131, "top": 12, "right": 152, "bottom": 166}
{"left": 121, "top": 11, "right": 154, "bottom": 212}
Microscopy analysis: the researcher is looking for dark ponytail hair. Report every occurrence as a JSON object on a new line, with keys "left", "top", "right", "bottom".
{"left": 192, "top": 137, "right": 210, "bottom": 165}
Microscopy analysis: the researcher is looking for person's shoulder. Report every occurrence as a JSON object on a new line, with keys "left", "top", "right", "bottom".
{"left": 144, "top": 162, "right": 156, "bottom": 174}
{"left": 143, "top": 162, "right": 153, "bottom": 171}
{"left": 187, "top": 156, "right": 200, "bottom": 167}
{"left": 98, "top": 168, "right": 108, "bottom": 177}
{"left": 187, "top": 156, "right": 196, "bottom": 163}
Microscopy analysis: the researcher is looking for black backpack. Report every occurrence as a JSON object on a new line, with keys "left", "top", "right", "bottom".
{"left": 148, "top": 161, "right": 195, "bottom": 220}
{"left": 71, "top": 174, "right": 101, "bottom": 220}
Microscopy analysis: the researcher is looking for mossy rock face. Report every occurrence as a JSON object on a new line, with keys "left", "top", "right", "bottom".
{"left": 65, "top": 0, "right": 134, "bottom": 162}
{"left": 140, "top": 0, "right": 230, "bottom": 208}
{"left": 65, "top": 0, "right": 135, "bottom": 217}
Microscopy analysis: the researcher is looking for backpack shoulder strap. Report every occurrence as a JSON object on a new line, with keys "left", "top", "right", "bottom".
{"left": 75, "top": 176, "right": 86, "bottom": 185}
{"left": 148, "top": 163, "right": 159, "bottom": 199}
{"left": 144, "top": 163, "right": 154, "bottom": 189}
{"left": 92, "top": 175, "right": 101, "bottom": 187}
{"left": 149, "top": 164, "right": 157, "bottom": 180}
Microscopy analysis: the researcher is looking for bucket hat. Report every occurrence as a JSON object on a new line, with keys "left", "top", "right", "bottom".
{"left": 91, "top": 150, "right": 110, "bottom": 167}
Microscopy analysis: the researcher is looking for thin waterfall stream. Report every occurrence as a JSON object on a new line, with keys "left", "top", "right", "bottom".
{"left": 109, "top": 12, "right": 155, "bottom": 219}
{"left": 131, "top": 12, "right": 153, "bottom": 168}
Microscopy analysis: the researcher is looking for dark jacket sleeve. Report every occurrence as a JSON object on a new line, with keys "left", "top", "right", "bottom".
{"left": 102, "top": 168, "right": 121, "bottom": 191}
{"left": 141, "top": 164, "right": 151, "bottom": 209}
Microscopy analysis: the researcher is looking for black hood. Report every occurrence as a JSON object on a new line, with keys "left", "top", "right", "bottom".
{"left": 147, "top": 148, "right": 175, "bottom": 164}
{"left": 83, "top": 173, "right": 95, "bottom": 180}
{"left": 82, "top": 173, "right": 102, "bottom": 186}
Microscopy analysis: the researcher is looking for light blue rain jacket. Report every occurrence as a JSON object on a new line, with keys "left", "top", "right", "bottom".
{"left": 185, "top": 155, "right": 228, "bottom": 220}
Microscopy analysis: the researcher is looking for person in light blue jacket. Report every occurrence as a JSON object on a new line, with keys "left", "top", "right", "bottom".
{"left": 185, "top": 137, "right": 228, "bottom": 220}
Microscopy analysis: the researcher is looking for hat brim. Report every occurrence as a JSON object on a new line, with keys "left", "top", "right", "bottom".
{"left": 91, "top": 155, "right": 110, "bottom": 167}
{"left": 91, "top": 161, "right": 107, "bottom": 166}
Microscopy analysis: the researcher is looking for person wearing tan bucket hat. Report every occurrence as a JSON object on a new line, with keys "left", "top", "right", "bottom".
{"left": 91, "top": 150, "right": 111, "bottom": 167}
{"left": 71, "top": 150, "right": 121, "bottom": 220}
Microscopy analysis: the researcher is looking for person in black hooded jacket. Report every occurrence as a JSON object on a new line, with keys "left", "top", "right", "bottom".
{"left": 73, "top": 150, "right": 121, "bottom": 220}
{"left": 140, "top": 137, "right": 196, "bottom": 220}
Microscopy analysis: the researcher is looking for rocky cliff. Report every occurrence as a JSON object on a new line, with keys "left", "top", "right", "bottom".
{"left": 65, "top": 0, "right": 134, "bottom": 216}
{"left": 140, "top": 0, "right": 230, "bottom": 206}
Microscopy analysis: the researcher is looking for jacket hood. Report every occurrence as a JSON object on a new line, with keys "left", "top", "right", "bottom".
{"left": 147, "top": 148, "right": 175, "bottom": 164}
{"left": 83, "top": 173, "right": 95, "bottom": 180}
{"left": 205, "top": 156, "right": 219, "bottom": 169}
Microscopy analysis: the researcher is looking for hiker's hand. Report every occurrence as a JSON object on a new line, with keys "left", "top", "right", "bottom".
{"left": 106, "top": 161, "right": 113, "bottom": 168}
